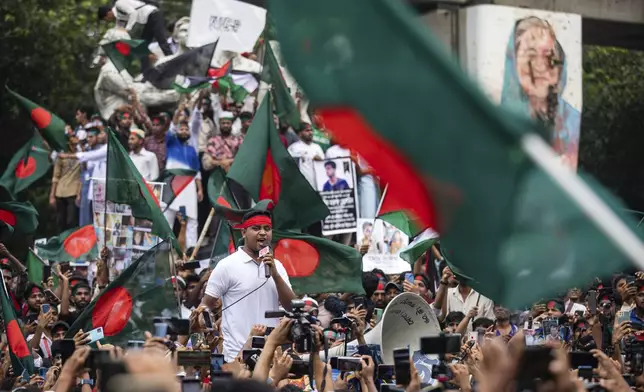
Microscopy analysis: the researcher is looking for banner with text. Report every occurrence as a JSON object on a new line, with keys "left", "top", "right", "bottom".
{"left": 313, "top": 157, "right": 359, "bottom": 236}
{"left": 187, "top": 0, "right": 266, "bottom": 53}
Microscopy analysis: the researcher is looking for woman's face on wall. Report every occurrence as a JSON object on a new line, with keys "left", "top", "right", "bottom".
{"left": 516, "top": 26, "right": 561, "bottom": 100}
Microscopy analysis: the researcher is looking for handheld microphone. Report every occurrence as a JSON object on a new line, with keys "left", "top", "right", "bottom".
{"left": 260, "top": 246, "right": 271, "bottom": 278}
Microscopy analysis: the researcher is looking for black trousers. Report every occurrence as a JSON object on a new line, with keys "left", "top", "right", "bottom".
{"left": 56, "top": 196, "right": 78, "bottom": 231}
{"left": 141, "top": 10, "right": 172, "bottom": 69}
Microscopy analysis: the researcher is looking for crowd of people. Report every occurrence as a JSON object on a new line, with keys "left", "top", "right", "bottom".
{"left": 3, "top": 1, "right": 644, "bottom": 392}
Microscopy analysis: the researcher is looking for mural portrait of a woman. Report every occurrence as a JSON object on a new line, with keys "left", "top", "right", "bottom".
{"left": 501, "top": 16, "right": 581, "bottom": 169}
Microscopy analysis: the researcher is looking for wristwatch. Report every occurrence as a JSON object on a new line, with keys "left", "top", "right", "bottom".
{"left": 79, "top": 379, "right": 94, "bottom": 386}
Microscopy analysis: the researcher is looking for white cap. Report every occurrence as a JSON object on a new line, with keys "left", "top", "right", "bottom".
{"left": 220, "top": 111, "right": 234, "bottom": 120}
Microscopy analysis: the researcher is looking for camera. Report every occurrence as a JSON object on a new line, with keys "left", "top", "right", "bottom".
{"left": 623, "top": 335, "right": 644, "bottom": 375}
{"left": 420, "top": 334, "right": 461, "bottom": 383}
{"left": 266, "top": 299, "right": 314, "bottom": 353}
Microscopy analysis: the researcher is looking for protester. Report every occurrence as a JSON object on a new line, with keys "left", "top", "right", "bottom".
{"left": 49, "top": 133, "right": 81, "bottom": 231}
{"left": 128, "top": 128, "right": 159, "bottom": 181}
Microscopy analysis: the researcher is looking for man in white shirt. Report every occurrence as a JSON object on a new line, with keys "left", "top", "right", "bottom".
{"left": 287, "top": 125, "right": 324, "bottom": 188}
{"left": 98, "top": 0, "right": 172, "bottom": 67}
{"left": 198, "top": 210, "right": 297, "bottom": 362}
{"left": 59, "top": 129, "right": 108, "bottom": 207}
{"left": 128, "top": 129, "right": 159, "bottom": 181}
{"left": 444, "top": 276, "right": 495, "bottom": 323}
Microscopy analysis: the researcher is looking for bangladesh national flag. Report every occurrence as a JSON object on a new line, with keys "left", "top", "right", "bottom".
{"left": 227, "top": 95, "right": 329, "bottom": 229}
{"left": 377, "top": 185, "right": 424, "bottom": 238}
{"left": 65, "top": 241, "right": 179, "bottom": 346}
{"left": 0, "top": 132, "right": 51, "bottom": 195}
{"left": 273, "top": 230, "right": 364, "bottom": 294}
{"left": 0, "top": 270, "right": 35, "bottom": 376}
{"left": 156, "top": 169, "right": 198, "bottom": 207}
{"left": 0, "top": 201, "right": 38, "bottom": 240}
{"left": 6, "top": 87, "right": 67, "bottom": 152}
{"left": 106, "top": 129, "right": 180, "bottom": 252}
{"left": 35, "top": 225, "right": 98, "bottom": 262}
{"left": 271, "top": 0, "right": 644, "bottom": 307}
{"left": 26, "top": 248, "right": 48, "bottom": 285}
{"left": 208, "top": 167, "right": 273, "bottom": 224}
{"left": 399, "top": 228, "right": 440, "bottom": 265}
{"left": 261, "top": 41, "right": 301, "bottom": 128}
{"left": 102, "top": 39, "right": 149, "bottom": 72}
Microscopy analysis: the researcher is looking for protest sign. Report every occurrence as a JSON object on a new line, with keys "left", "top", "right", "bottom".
{"left": 187, "top": 0, "right": 266, "bottom": 53}
{"left": 313, "top": 157, "right": 359, "bottom": 236}
{"left": 92, "top": 179, "right": 164, "bottom": 279}
{"left": 359, "top": 218, "right": 410, "bottom": 273}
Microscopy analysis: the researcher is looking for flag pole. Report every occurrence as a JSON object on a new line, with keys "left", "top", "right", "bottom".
{"left": 102, "top": 130, "right": 110, "bottom": 255}
{"left": 190, "top": 208, "right": 215, "bottom": 261}
{"left": 521, "top": 133, "right": 644, "bottom": 266}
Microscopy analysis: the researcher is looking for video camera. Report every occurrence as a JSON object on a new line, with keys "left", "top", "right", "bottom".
{"left": 266, "top": 299, "right": 315, "bottom": 353}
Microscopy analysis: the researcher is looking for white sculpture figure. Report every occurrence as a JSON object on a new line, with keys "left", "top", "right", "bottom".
{"left": 153, "top": 17, "right": 191, "bottom": 67}
{"left": 93, "top": 28, "right": 179, "bottom": 120}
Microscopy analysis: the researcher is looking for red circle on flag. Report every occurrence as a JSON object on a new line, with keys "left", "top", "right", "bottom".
{"left": 216, "top": 196, "right": 231, "bottom": 208}
{"left": 15, "top": 157, "right": 36, "bottom": 179}
{"left": 6, "top": 319, "right": 30, "bottom": 358}
{"left": 0, "top": 209, "right": 17, "bottom": 226}
{"left": 30, "top": 108, "right": 52, "bottom": 129}
{"left": 115, "top": 41, "right": 131, "bottom": 56}
{"left": 91, "top": 286, "right": 133, "bottom": 336}
{"left": 63, "top": 226, "right": 97, "bottom": 258}
{"left": 274, "top": 239, "right": 319, "bottom": 277}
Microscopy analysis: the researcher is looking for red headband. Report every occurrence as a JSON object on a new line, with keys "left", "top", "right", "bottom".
{"left": 31, "top": 287, "right": 42, "bottom": 296}
{"left": 638, "top": 286, "right": 644, "bottom": 293}
{"left": 235, "top": 216, "right": 272, "bottom": 229}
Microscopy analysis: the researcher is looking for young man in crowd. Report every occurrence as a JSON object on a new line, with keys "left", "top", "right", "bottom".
{"left": 49, "top": 133, "right": 81, "bottom": 231}
{"left": 98, "top": 0, "right": 172, "bottom": 68}
{"left": 164, "top": 101, "right": 204, "bottom": 249}
{"left": 198, "top": 210, "right": 296, "bottom": 362}
{"left": 128, "top": 129, "right": 159, "bottom": 181}
{"left": 144, "top": 113, "right": 170, "bottom": 172}
{"left": 287, "top": 123, "right": 324, "bottom": 188}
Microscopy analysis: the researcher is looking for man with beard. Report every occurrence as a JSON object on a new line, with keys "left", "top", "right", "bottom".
{"left": 60, "top": 279, "right": 92, "bottom": 326}
{"left": 22, "top": 284, "right": 46, "bottom": 326}
{"left": 564, "top": 287, "right": 587, "bottom": 315}
{"left": 239, "top": 111, "right": 253, "bottom": 136}
{"left": 614, "top": 274, "right": 637, "bottom": 312}
{"left": 181, "top": 274, "right": 201, "bottom": 319}
{"left": 493, "top": 306, "right": 518, "bottom": 339}
{"left": 128, "top": 129, "right": 159, "bottom": 181}
{"left": 111, "top": 106, "right": 135, "bottom": 148}
{"left": 144, "top": 113, "right": 170, "bottom": 172}
{"left": 371, "top": 281, "right": 387, "bottom": 310}
{"left": 164, "top": 103, "right": 204, "bottom": 250}
{"left": 203, "top": 112, "right": 244, "bottom": 173}
{"left": 198, "top": 210, "right": 296, "bottom": 362}
{"left": 27, "top": 305, "right": 58, "bottom": 362}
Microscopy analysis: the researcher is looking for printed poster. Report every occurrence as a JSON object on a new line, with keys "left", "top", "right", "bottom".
{"left": 313, "top": 157, "right": 359, "bottom": 236}
{"left": 359, "top": 218, "right": 410, "bottom": 274}
{"left": 92, "top": 178, "right": 163, "bottom": 280}
{"left": 460, "top": 5, "right": 582, "bottom": 169}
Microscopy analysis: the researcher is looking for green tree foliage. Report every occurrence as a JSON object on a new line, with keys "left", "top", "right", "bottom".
{"left": 580, "top": 46, "right": 644, "bottom": 213}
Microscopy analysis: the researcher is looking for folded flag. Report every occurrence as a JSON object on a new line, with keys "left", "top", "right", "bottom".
{"left": 35, "top": 225, "right": 98, "bottom": 262}
{"left": 399, "top": 229, "right": 440, "bottom": 265}
{"left": 0, "top": 132, "right": 51, "bottom": 196}
{"left": 172, "top": 76, "right": 213, "bottom": 94}
{"left": 102, "top": 39, "right": 149, "bottom": 72}
{"left": 156, "top": 168, "right": 198, "bottom": 207}
{"left": 271, "top": 0, "right": 644, "bottom": 307}
{"left": 26, "top": 248, "right": 48, "bottom": 285}
{"left": 0, "top": 270, "right": 35, "bottom": 375}
{"left": 273, "top": 230, "right": 364, "bottom": 294}
{"left": 6, "top": 87, "right": 67, "bottom": 151}
{"left": 261, "top": 41, "right": 301, "bottom": 128}
{"left": 213, "top": 73, "right": 259, "bottom": 103}
{"left": 0, "top": 201, "right": 38, "bottom": 240}
{"left": 208, "top": 167, "right": 273, "bottom": 224}
{"left": 106, "top": 129, "right": 180, "bottom": 252}
{"left": 144, "top": 41, "right": 217, "bottom": 90}
{"left": 65, "top": 241, "right": 179, "bottom": 346}
{"left": 226, "top": 94, "right": 329, "bottom": 229}
{"left": 377, "top": 185, "right": 424, "bottom": 238}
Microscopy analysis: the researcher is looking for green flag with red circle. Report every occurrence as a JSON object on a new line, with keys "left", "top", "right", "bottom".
{"left": 0, "top": 201, "right": 38, "bottom": 241}
{"left": 35, "top": 225, "right": 98, "bottom": 262}
{"left": 272, "top": 230, "right": 364, "bottom": 294}
{"left": 102, "top": 39, "right": 149, "bottom": 72}
{"left": 0, "top": 132, "right": 51, "bottom": 196}
{"left": 0, "top": 269, "right": 35, "bottom": 376}
{"left": 65, "top": 241, "right": 179, "bottom": 346}
{"left": 5, "top": 87, "right": 67, "bottom": 152}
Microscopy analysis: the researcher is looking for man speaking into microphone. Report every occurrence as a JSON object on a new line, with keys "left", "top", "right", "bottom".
{"left": 199, "top": 210, "right": 297, "bottom": 362}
